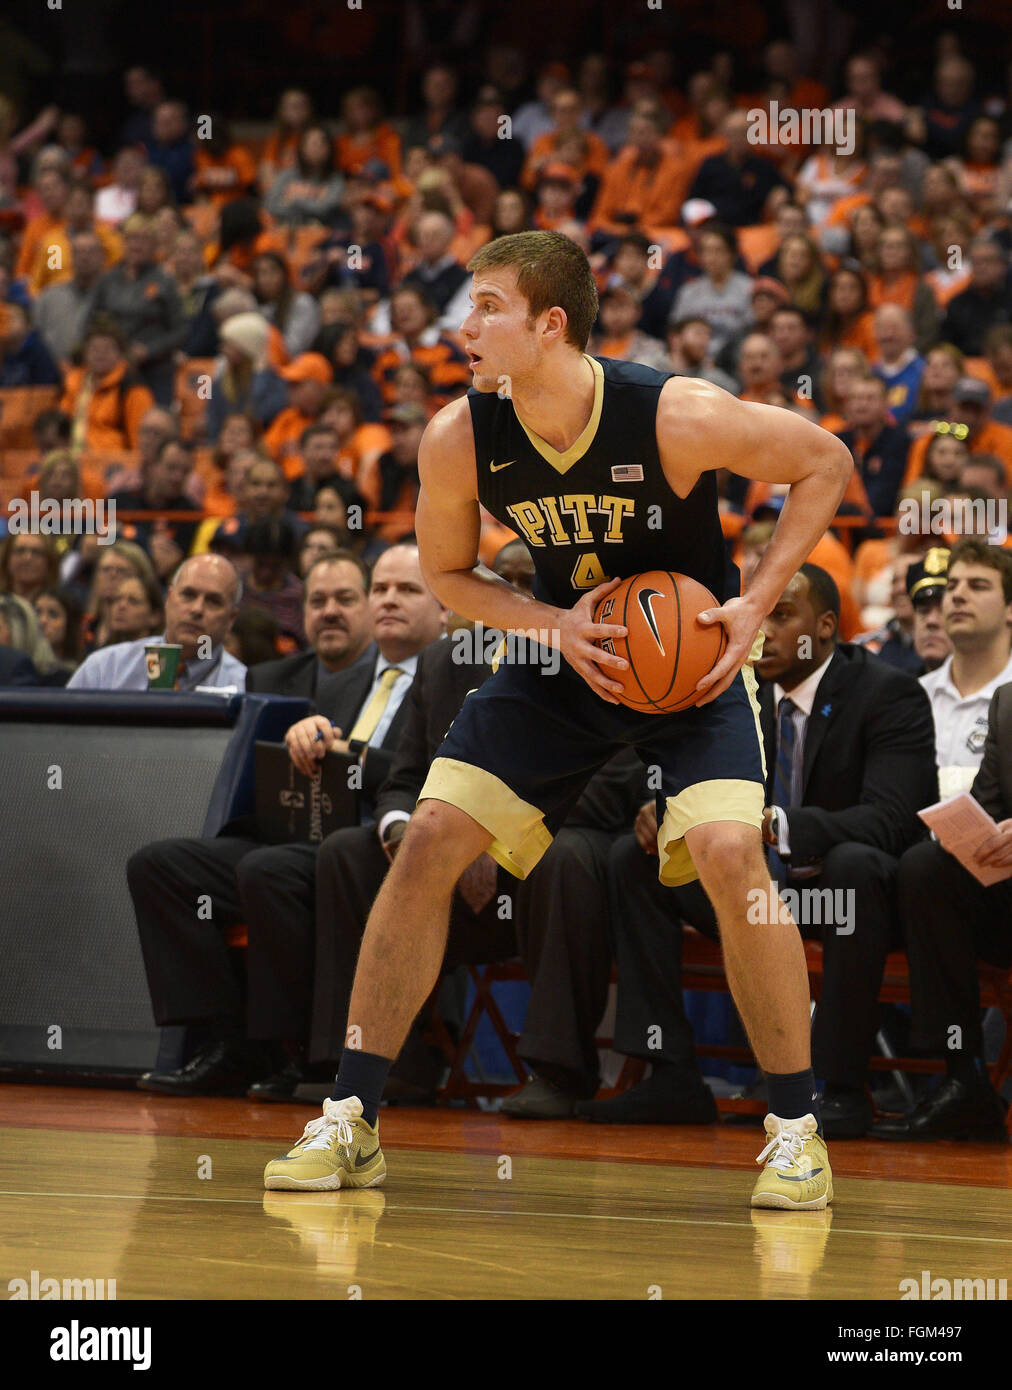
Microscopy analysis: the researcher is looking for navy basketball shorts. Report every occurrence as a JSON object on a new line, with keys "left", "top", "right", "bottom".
{"left": 419, "top": 635, "right": 767, "bottom": 887}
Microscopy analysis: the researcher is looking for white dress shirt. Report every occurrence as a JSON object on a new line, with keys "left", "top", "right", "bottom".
{"left": 920, "top": 650, "right": 1012, "bottom": 798}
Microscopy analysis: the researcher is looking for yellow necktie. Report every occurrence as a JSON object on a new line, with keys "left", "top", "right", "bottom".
{"left": 349, "top": 666, "right": 402, "bottom": 743}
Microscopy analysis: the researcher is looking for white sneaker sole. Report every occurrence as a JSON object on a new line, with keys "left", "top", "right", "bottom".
{"left": 263, "top": 1165, "right": 387, "bottom": 1192}
{"left": 750, "top": 1187, "right": 833, "bottom": 1210}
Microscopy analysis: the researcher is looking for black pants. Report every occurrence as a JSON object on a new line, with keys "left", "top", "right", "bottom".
{"left": 607, "top": 834, "right": 903, "bottom": 1088}
{"left": 897, "top": 839, "right": 1012, "bottom": 1056}
{"left": 513, "top": 826, "right": 614, "bottom": 1093}
{"left": 127, "top": 835, "right": 318, "bottom": 1038}
{"left": 310, "top": 825, "right": 516, "bottom": 1068}
{"left": 311, "top": 824, "right": 612, "bottom": 1092}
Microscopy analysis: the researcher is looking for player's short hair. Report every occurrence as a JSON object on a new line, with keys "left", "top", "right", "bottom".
{"left": 799, "top": 562, "right": 841, "bottom": 624}
{"left": 948, "top": 537, "right": 1012, "bottom": 603}
{"left": 467, "top": 230, "right": 599, "bottom": 351}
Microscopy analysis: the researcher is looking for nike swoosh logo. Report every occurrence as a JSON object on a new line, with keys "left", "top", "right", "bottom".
{"left": 776, "top": 1168, "right": 824, "bottom": 1181}
{"left": 353, "top": 1147, "right": 379, "bottom": 1168}
{"left": 637, "top": 587, "right": 665, "bottom": 654}
{"left": 489, "top": 460, "right": 514, "bottom": 472}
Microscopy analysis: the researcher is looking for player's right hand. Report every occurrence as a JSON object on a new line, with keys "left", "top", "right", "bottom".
{"left": 557, "top": 578, "right": 629, "bottom": 704}
{"left": 286, "top": 715, "right": 343, "bottom": 777}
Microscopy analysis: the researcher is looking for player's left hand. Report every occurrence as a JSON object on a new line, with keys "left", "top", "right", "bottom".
{"left": 694, "top": 595, "right": 763, "bottom": 706}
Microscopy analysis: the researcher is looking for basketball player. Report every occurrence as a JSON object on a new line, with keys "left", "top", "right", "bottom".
{"left": 265, "top": 231, "right": 852, "bottom": 1209}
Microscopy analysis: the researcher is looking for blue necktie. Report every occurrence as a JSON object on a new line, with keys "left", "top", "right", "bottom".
{"left": 769, "top": 696, "right": 798, "bottom": 885}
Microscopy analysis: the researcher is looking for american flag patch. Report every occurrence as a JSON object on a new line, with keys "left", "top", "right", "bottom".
{"left": 611, "top": 464, "right": 644, "bottom": 482}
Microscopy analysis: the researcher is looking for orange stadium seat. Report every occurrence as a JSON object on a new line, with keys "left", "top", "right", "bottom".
{"left": 0, "top": 386, "right": 61, "bottom": 450}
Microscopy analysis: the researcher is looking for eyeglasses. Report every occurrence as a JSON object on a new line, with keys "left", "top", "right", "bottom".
{"left": 932, "top": 421, "right": 969, "bottom": 439}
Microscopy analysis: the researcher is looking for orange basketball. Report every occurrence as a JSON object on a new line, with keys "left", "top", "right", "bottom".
{"left": 593, "top": 570, "right": 727, "bottom": 712}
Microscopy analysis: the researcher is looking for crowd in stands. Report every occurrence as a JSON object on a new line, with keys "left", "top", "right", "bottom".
{"left": 1, "top": 34, "right": 1011, "bottom": 1140}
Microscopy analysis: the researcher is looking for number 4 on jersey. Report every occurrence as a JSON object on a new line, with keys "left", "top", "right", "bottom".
{"left": 571, "top": 551, "right": 609, "bottom": 590}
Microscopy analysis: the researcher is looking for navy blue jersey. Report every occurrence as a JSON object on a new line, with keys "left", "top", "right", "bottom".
{"left": 469, "top": 354, "right": 737, "bottom": 609}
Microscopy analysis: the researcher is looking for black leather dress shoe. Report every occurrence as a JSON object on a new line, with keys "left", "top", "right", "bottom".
{"left": 577, "top": 1071, "right": 718, "bottom": 1125}
{"left": 138, "top": 1041, "right": 259, "bottom": 1097}
{"left": 247, "top": 1058, "right": 307, "bottom": 1102}
{"left": 820, "top": 1091, "right": 873, "bottom": 1140}
{"left": 872, "top": 1075, "right": 1009, "bottom": 1142}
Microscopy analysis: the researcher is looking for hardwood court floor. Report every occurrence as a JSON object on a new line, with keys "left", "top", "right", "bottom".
{"left": 1, "top": 1085, "right": 1009, "bottom": 1300}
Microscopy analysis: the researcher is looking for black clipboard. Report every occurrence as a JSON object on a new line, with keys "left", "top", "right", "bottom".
{"left": 254, "top": 742, "right": 359, "bottom": 844}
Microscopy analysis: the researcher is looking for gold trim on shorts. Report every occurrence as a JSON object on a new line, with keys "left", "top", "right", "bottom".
{"left": 418, "top": 756, "right": 552, "bottom": 879}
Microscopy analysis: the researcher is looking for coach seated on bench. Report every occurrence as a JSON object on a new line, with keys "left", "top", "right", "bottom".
{"left": 127, "top": 544, "right": 443, "bottom": 1095}
{"left": 589, "top": 563, "right": 938, "bottom": 1138}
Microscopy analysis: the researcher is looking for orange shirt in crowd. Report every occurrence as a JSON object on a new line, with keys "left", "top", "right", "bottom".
{"left": 866, "top": 272, "right": 919, "bottom": 313}
{"left": 335, "top": 124, "right": 402, "bottom": 178}
{"left": 371, "top": 338, "right": 470, "bottom": 408}
{"left": 589, "top": 144, "right": 698, "bottom": 238}
{"left": 904, "top": 421, "right": 1012, "bottom": 487}
{"left": 263, "top": 407, "right": 319, "bottom": 478}
{"left": 334, "top": 422, "right": 392, "bottom": 506}
{"left": 832, "top": 311, "right": 878, "bottom": 361}
{"left": 192, "top": 145, "right": 259, "bottom": 208}
{"left": 15, "top": 213, "right": 64, "bottom": 279}
{"left": 520, "top": 129, "right": 612, "bottom": 191}
{"left": 26, "top": 221, "right": 123, "bottom": 294}
{"left": 60, "top": 361, "right": 155, "bottom": 451}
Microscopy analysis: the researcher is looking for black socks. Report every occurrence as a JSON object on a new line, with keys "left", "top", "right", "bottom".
{"left": 331, "top": 1049, "right": 392, "bottom": 1126}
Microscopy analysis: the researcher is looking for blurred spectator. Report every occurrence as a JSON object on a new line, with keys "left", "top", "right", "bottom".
{"left": 0, "top": 300, "right": 60, "bottom": 386}
{"left": 737, "top": 332, "right": 787, "bottom": 407}
{"left": 168, "top": 229, "right": 220, "bottom": 355}
{"left": 69, "top": 554, "right": 245, "bottom": 691}
{"left": 77, "top": 539, "right": 161, "bottom": 651}
{"left": 89, "top": 214, "right": 186, "bottom": 405}
{"left": 922, "top": 55, "right": 980, "bottom": 160}
{"left": 687, "top": 110, "right": 786, "bottom": 228}
{"left": 120, "top": 67, "right": 164, "bottom": 148}
{"left": 854, "top": 553, "right": 925, "bottom": 675}
{"left": 461, "top": 86, "right": 525, "bottom": 191}
{"left": 983, "top": 326, "right": 1012, "bottom": 422}
{"left": 769, "top": 305, "right": 821, "bottom": 410}
{"left": 869, "top": 227, "right": 939, "bottom": 353}
{"left": 912, "top": 343, "right": 963, "bottom": 426}
{"left": 60, "top": 317, "right": 155, "bottom": 451}
{"left": 819, "top": 347, "right": 868, "bottom": 432}
{"left": 837, "top": 373, "right": 909, "bottom": 517}
{"left": 921, "top": 426, "right": 969, "bottom": 494}
{"left": 24, "top": 180, "right": 122, "bottom": 297}
{"left": 94, "top": 147, "right": 145, "bottom": 226}
{"left": 145, "top": 100, "right": 195, "bottom": 206}
{"left": 669, "top": 224, "right": 753, "bottom": 359}
{"left": 512, "top": 61, "right": 572, "bottom": 151}
{"left": 398, "top": 209, "right": 472, "bottom": 332}
{"left": 872, "top": 305, "right": 926, "bottom": 425}
{"left": 521, "top": 87, "right": 610, "bottom": 194}
{"left": 402, "top": 65, "right": 471, "bottom": 151}
{"left": 296, "top": 523, "right": 346, "bottom": 580}
{"left": 908, "top": 378, "right": 1012, "bottom": 484}
{"left": 940, "top": 239, "right": 1012, "bottom": 357}
{"left": 252, "top": 250, "right": 321, "bottom": 357}
{"left": 286, "top": 423, "right": 362, "bottom": 514}
{"left": 259, "top": 89, "right": 313, "bottom": 195}
{"left": 190, "top": 115, "right": 257, "bottom": 210}
{"left": 358, "top": 402, "right": 425, "bottom": 541}
{"left": 0, "top": 590, "right": 60, "bottom": 677}
{"left": 111, "top": 438, "right": 199, "bottom": 579}
{"left": 264, "top": 125, "right": 346, "bottom": 229}
{"left": 335, "top": 86, "right": 402, "bottom": 179}
{"left": 264, "top": 352, "right": 334, "bottom": 475}
{"left": 588, "top": 100, "right": 693, "bottom": 240}
{"left": 771, "top": 233, "right": 825, "bottom": 319}
{"left": 662, "top": 315, "right": 737, "bottom": 393}
{"left": 205, "top": 313, "right": 287, "bottom": 443}
{"left": 371, "top": 284, "right": 470, "bottom": 408}
{"left": 34, "top": 228, "right": 105, "bottom": 364}
{"left": 34, "top": 585, "right": 85, "bottom": 674}
{"left": 105, "top": 570, "right": 165, "bottom": 645}
{"left": 591, "top": 284, "right": 667, "bottom": 370}
{"left": 240, "top": 516, "right": 305, "bottom": 650}
{"left": 833, "top": 53, "right": 905, "bottom": 124}
{"left": 225, "top": 607, "right": 281, "bottom": 668}
{"left": 0, "top": 532, "right": 61, "bottom": 603}
{"left": 15, "top": 165, "right": 70, "bottom": 282}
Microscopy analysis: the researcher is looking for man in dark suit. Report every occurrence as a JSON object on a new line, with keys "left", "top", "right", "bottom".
{"left": 875, "top": 684, "right": 1012, "bottom": 1140}
{"left": 127, "top": 542, "right": 447, "bottom": 1095}
{"left": 586, "top": 564, "right": 938, "bottom": 1137}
